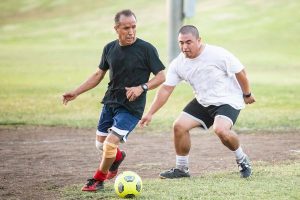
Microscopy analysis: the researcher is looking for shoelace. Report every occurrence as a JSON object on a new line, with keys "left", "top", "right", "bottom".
{"left": 238, "top": 161, "right": 250, "bottom": 171}
{"left": 168, "top": 168, "right": 185, "bottom": 173}
{"left": 168, "top": 168, "right": 176, "bottom": 172}
{"left": 86, "top": 178, "right": 97, "bottom": 186}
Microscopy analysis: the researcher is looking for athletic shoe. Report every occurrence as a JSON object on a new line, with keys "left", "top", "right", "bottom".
{"left": 159, "top": 168, "right": 190, "bottom": 179}
{"left": 237, "top": 155, "right": 252, "bottom": 178}
{"left": 81, "top": 178, "right": 104, "bottom": 191}
{"left": 106, "top": 151, "right": 126, "bottom": 180}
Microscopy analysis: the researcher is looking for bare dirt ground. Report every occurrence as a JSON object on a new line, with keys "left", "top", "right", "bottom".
{"left": 0, "top": 126, "right": 299, "bottom": 200}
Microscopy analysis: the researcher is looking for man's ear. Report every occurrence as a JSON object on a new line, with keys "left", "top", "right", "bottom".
{"left": 197, "top": 37, "right": 202, "bottom": 46}
{"left": 114, "top": 25, "right": 118, "bottom": 32}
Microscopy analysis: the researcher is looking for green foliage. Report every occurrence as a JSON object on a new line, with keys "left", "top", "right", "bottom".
{"left": 61, "top": 162, "right": 300, "bottom": 199}
{"left": 0, "top": 0, "right": 300, "bottom": 130}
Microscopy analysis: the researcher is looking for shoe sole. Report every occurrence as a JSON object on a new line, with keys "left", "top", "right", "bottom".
{"left": 159, "top": 174, "right": 190, "bottom": 179}
{"left": 82, "top": 188, "right": 97, "bottom": 192}
{"left": 82, "top": 187, "right": 103, "bottom": 192}
{"left": 241, "top": 171, "right": 252, "bottom": 178}
{"left": 159, "top": 175, "right": 167, "bottom": 179}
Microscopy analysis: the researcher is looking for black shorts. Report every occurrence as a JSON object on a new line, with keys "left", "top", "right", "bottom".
{"left": 183, "top": 98, "right": 240, "bottom": 129}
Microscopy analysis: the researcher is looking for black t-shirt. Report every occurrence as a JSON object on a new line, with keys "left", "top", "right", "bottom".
{"left": 99, "top": 38, "right": 165, "bottom": 119}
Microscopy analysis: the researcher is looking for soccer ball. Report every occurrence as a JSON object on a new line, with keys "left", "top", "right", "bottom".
{"left": 114, "top": 171, "right": 142, "bottom": 198}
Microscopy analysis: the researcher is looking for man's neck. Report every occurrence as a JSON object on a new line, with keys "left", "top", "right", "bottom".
{"left": 119, "top": 38, "right": 137, "bottom": 46}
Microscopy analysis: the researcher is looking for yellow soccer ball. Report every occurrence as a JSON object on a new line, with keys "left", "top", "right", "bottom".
{"left": 114, "top": 171, "right": 142, "bottom": 198}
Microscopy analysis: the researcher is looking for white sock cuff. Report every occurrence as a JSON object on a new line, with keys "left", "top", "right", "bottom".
{"left": 234, "top": 146, "right": 243, "bottom": 153}
{"left": 176, "top": 155, "right": 189, "bottom": 160}
{"left": 234, "top": 146, "right": 246, "bottom": 162}
{"left": 176, "top": 155, "right": 189, "bottom": 169}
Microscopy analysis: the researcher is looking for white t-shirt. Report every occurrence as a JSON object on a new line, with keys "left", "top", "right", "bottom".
{"left": 164, "top": 44, "right": 245, "bottom": 109}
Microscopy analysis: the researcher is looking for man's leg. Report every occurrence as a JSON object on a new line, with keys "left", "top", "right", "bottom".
{"left": 82, "top": 132, "right": 121, "bottom": 191}
{"left": 213, "top": 116, "right": 239, "bottom": 151}
{"left": 159, "top": 113, "right": 200, "bottom": 179}
{"left": 82, "top": 105, "right": 114, "bottom": 192}
{"left": 95, "top": 134, "right": 126, "bottom": 180}
{"left": 95, "top": 135, "right": 125, "bottom": 170}
{"left": 99, "top": 133, "right": 121, "bottom": 173}
{"left": 213, "top": 116, "right": 251, "bottom": 178}
{"left": 105, "top": 107, "right": 139, "bottom": 179}
{"left": 106, "top": 148, "right": 126, "bottom": 179}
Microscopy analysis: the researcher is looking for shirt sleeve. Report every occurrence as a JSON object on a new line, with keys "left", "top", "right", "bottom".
{"left": 225, "top": 51, "right": 244, "bottom": 75}
{"left": 164, "top": 59, "right": 182, "bottom": 86}
{"left": 146, "top": 45, "right": 165, "bottom": 74}
{"left": 98, "top": 45, "right": 109, "bottom": 70}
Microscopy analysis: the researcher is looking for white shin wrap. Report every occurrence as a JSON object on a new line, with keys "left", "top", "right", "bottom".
{"left": 103, "top": 141, "right": 118, "bottom": 158}
{"left": 95, "top": 140, "right": 103, "bottom": 152}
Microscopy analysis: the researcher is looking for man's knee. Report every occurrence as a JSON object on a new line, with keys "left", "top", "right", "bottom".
{"left": 213, "top": 125, "right": 231, "bottom": 142}
{"left": 103, "top": 141, "right": 118, "bottom": 158}
{"left": 173, "top": 113, "right": 199, "bottom": 135}
{"left": 95, "top": 140, "right": 103, "bottom": 152}
{"left": 173, "top": 121, "right": 187, "bottom": 134}
{"left": 213, "top": 124, "right": 225, "bottom": 134}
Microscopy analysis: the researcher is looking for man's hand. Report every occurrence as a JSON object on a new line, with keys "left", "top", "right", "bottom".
{"left": 244, "top": 95, "right": 256, "bottom": 104}
{"left": 62, "top": 91, "right": 77, "bottom": 105}
{"left": 139, "top": 113, "right": 152, "bottom": 128}
{"left": 125, "top": 86, "right": 144, "bottom": 102}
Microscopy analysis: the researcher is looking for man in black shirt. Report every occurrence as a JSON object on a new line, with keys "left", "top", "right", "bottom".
{"left": 62, "top": 9, "right": 165, "bottom": 191}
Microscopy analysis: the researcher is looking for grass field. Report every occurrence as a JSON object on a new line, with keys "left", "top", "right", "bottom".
{"left": 1, "top": 0, "right": 299, "bottom": 130}
{"left": 62, "top": 162, "right": 299, "bottom": 200}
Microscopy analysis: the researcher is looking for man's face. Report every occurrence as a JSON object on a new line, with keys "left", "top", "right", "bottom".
{"left": 115, "top": 15, "right": 137, "bottom": 46}
{"left": 178, "top": 33, "right": 201, "bottom": 59}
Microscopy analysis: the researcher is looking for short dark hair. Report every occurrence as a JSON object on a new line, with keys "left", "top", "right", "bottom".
{"left": 178, "top": 25, "right": 200, "bottom": 39}
{"left": 114, "top": 9, "right": 137, "bottom": 24}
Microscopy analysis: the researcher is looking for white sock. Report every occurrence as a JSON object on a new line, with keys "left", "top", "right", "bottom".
{"left": 234, "top": 146, "right": 246, "bottom": 163}
{"left": 176, "top": 155, "right": 189, "bottom": 171}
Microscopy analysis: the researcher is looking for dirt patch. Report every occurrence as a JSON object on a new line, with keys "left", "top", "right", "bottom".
{"left": 0, "top": 126, "right": 299, "bottom": 199}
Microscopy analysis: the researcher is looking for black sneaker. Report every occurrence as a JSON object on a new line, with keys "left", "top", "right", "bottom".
{"left": 237, "top": 155, "right": 252, "bottom": 178}
{"left": 159, "top": 168, "right": 190, "bottom": 179}
{"left": 107, "top": 151, "right": 126, "bottom": 179}
{"left": 81, "top": 178, "right": 104, "bottom": 191}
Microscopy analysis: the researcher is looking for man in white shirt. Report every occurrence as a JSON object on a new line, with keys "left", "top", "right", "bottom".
{"left": 139, "top": 25, "right": 255, "bottom": 178}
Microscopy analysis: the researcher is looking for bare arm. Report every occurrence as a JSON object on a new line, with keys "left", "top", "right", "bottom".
{"left": 235, "top": 69, "right": 255, "bottom": 104}
{"left": 62, "top": 68, "right": 107, "bottom": 105}
{"left": 139, "top": 84, "right": 175, "bottom": 127}
{"left": 125, "top": 70, "right": 166, "bottom": 102}
{"left": 146, "top": 70, "right": 166, "bottom": 90}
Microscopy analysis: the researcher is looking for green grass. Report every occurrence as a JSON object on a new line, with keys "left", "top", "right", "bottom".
{"left": 0, "top": 0, "right": 300, "bottom": 130}
{"left": 61, "top": 162, "right": 300, "bottom": 200}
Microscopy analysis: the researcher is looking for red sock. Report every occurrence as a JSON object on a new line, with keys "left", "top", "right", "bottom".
{"left": 93, "top": 170, "right": 107, "bottom": 181}
{"left": 115, "top": 148, "right": 122, "bottom": 162}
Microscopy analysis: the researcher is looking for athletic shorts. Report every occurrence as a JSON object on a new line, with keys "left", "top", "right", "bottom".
{"left": 183, "top": 98, "right": 240, "bottom": 130}
{"left": 96, "top": 104, "right": 139, "bottom": 142}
